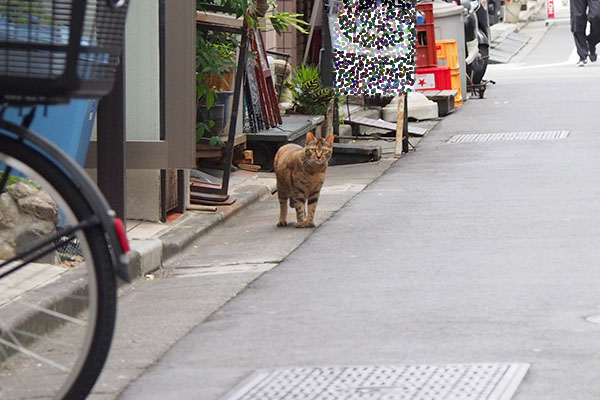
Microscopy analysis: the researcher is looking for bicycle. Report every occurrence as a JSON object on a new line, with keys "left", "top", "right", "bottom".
{"left": 0, "top": 1, "right": 131, "bottom": 399}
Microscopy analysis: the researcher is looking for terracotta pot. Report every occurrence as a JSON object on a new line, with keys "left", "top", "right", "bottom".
{"left": 207, "top": 72, "right": 234, "bottom": 91}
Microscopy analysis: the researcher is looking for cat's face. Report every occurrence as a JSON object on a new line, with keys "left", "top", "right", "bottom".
{"left": 305, "top": 132, "right": 334, "bottom": 164}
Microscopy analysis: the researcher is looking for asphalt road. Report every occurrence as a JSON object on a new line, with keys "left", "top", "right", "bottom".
{"left": 118, "top": 19, "right": 600, "bottom": 399}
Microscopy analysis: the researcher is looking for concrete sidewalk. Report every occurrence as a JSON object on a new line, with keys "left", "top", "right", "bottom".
{"left": 125, "top": 172, "right": 278, "bottom": 280}
{"left": 89, "top": 121, "right": 440, "bottom": 399}
{"left": 489, "top": 0, "right": 548, "bottom": 63}
{"left": 124, "top": 120, "right": 438, "bottom": 284}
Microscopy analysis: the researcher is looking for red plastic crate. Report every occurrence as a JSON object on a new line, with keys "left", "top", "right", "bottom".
{"left": 416, "top": 3, "right": 436, "bottom": 68}
{"left": 415, "top": 66, "right": 452, "bottom": 91}
{"left": 417, "top": 2, "right": 434, "bottom": 25}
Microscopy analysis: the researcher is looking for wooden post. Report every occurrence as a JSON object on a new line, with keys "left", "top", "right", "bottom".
{"left": 394, "top": 94, "right": 405, "bottom": 157}
{"left": 320, "top": 98, "right": 335, "bottom": 138}
{"left": 98, "top": 52, "right": 126, "bottom": 220}
{"left": 303, "top": 0, "right": 322, "bottom": 64}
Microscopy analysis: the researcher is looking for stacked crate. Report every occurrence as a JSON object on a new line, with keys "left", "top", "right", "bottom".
{"left": 415, "top": 2, "right": 452, "bottom": 94}
{"left": 416, "top": 2, "right": 436, "bottom": 68}
{"left": 436, "top": 39, "right": 462, "bottom": 106}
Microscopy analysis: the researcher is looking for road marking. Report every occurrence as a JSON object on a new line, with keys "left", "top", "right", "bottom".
{"left": 499, "top": 48, "right": 581, "bottom": 70}
{"left": 173, "top": 262, "right": 278, "bottom": 277}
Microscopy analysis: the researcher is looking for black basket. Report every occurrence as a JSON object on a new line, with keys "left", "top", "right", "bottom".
{"left": 0, "top": 0, "right": 130, "bottom": 104}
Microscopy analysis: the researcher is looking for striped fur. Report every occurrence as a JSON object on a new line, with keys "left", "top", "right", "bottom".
{"left": 274, "top": 132, "right": 334, "bottom": 228}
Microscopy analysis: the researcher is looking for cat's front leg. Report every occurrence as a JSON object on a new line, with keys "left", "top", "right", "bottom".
{"left": 290, "top": 195, "right": 307, "bottom": 227}
{"left": 300, "top": 191, "right": 319, "bottom": 228}
{"left": 277, "top": 194, "right": 288, "bottom": 226}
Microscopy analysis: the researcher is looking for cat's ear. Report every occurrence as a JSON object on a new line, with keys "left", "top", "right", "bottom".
{"left": 325, "top": 134, "right": 335, "bottom": 144}
{"left": 306, "top": 132, "right": 316, "bottom": 142}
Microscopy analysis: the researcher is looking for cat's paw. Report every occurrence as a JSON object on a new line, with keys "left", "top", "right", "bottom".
{"left": 277, "top": 221, "right": 288, "bottom": 227}
{"left": 296, "top": 221, "right": 315, "bottom": 228}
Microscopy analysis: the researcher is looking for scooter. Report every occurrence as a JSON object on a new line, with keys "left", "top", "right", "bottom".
{"left": 449, "top": 0, "right": 491, "bottom": 87}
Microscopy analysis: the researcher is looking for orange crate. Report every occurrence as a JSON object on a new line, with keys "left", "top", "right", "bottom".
{"left": 450, "top": 67, "right": 463, "bottom": 106}
{"left": 436, "top": 39, "right": 459, "bottom": 69}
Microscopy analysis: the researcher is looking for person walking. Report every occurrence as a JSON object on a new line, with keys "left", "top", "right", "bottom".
{"left": 571, "top": 0, "right": 600, "bottom": 65}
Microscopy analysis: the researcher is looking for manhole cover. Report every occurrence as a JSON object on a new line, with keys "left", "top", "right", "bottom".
{"left": 223, "top": 363, "right": 530, "bottom": 400}
{"left": 448, "top": 130, "right": 569, "bottom": 143}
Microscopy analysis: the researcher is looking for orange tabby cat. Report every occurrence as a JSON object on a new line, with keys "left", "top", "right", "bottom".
{"left": 274, "top": 132, "right": 334, "bottom": 228}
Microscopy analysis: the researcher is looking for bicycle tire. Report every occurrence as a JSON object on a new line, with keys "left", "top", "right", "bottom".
{"left": 0, "top": 133, "right": 117, "bottom": 400}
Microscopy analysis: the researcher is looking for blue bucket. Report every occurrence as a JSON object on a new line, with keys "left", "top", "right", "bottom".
{"left": 3, "top": 100, "right": 98, "bottom": 167}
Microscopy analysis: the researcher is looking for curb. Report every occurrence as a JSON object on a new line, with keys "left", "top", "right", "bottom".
{"left": 126, "top": 178, "right": 277, "bottom": 280}
{"left": 124, "top": 110, "right": 439, "bottom": 282}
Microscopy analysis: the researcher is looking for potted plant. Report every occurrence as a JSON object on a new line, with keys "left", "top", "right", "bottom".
{"left": 287, "top": 64, "right": 340, "bottom": 137}
{"left": 196, "top": 31, "right": 238, "bottom": 147}
{"left": 195, "top": 0, "right": 309, "bottom": 147}
{"left": 287, "top": 64, "right": 336, "bottom": 116}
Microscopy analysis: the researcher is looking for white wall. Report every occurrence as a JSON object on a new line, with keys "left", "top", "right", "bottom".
{"left": 125, "top": 0, "right": 161, "bottom": 141}
{"left": 124, "top": 0, "right": 162, "bottom": 221}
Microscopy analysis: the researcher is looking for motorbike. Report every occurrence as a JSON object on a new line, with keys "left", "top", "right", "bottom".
{"left": 448, "top": 0, "right": 491, "bottom": 86}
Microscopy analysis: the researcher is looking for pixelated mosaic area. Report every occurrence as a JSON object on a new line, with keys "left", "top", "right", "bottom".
{"left": 330, "top": 0, "right": 415, "bottom": 96}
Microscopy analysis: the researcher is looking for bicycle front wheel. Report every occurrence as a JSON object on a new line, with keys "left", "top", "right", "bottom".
{"left": 0, "top": 133, "right": 117, "bottom": 399}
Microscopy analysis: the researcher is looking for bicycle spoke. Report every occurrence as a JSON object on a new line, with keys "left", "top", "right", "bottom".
{"left": 4, "top": 328, "right": 65, "bottom": 393}
{"left": 0, "top": 343, "right": 28, "bottom": 388}
{"left": 13, "top": 329, "right": 77, "bottom": 349}
{"left": 16, "top": 301, "right": 86, "bottom": 326}
{"left": 0, "top": 217, "right": 98, "bottom": 278}
{"left": 0, "top": 336, "right": 69, "bottom": 373}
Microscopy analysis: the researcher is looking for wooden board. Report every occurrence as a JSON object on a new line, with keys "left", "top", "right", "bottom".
{"left": 344, "top": 116, "right": 397, "bottom": 132}
{"left": 344, "top": 115, "right": 428, "bottom": 137}
{"left": 196, "top": 134, "right": 247, "bottom": 159}
{"left": 196, "top": 11, "right": 243, "bottom": 28}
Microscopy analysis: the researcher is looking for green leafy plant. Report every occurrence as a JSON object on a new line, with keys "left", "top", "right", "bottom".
{"left": 208, "top": 136, "right": 226, "bottom": 147}
{"left": 196, "top": 0, "right": 309, "bottom": 144}
{"left": 288, "top": 64, "right": 336, "bottom": 116}
{"left": 196, "top": 31, "right": 238, "bottom": 143}
{"left": 198, "top": 0, "right": 308, "bottom": 34}
{"left": 0, "top": 172, "right": 39, "bottom": 191}
{"left": 260, "top": 0, "right": 309, "bottom": 34}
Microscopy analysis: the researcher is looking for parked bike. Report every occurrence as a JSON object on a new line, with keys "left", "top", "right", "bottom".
{"left": 448, "top": 0, "right": 491, "bottom": 85}
{"left": 0, "top": 1, "right": 131, "bottom": 399}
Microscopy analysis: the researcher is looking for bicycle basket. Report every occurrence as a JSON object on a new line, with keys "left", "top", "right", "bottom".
{"left": 0, "top": 0, "right": 129, "bottom": 104}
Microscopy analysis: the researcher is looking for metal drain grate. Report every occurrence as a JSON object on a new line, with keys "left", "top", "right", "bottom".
{"left": 223, "top": 363, "right": 530, "bottom": 400}
{"left": 448, "top": 130, "right": 569, "bottom": 143}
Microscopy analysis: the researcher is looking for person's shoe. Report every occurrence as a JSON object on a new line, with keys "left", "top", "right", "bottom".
{"left": 590, "top": 46, "right": 597, "bottom": 62}
{"left": 577, "top": 57, "right": 588, "bottom": 67}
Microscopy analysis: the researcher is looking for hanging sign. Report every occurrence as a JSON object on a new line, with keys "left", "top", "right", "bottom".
{"left": 328, "top": 0, "right": 415, "bottom": 96}
{"left": 547, "top": 0, "right": 555, "bottom": 18}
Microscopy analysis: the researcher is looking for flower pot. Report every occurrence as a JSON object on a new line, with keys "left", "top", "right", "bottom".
{"left": 207, "top": 72, "right": 234, "bottom": 91}
{"left": 216, "top": 91, "right": 234, "bottom": 124}
{"left": 197, "top": 103, "right": 225, "bottom": 138}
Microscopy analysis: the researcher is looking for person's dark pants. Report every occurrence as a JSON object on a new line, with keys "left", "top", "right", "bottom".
{"left": 571, "top": 0, "right": 600, "bottom": 59}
